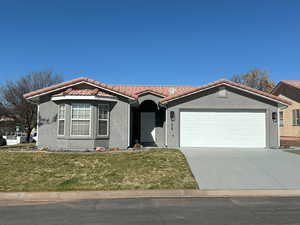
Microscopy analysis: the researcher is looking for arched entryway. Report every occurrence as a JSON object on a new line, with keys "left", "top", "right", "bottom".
{"left": 131, "top": 100, "right": 165, "bottom": 147}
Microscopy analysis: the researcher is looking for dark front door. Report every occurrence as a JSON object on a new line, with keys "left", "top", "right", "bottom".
{"left": 140, "top": 112, "right": 156, "bottom": 143}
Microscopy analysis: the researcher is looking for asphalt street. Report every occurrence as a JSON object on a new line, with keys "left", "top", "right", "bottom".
{"left": 1, "top": 197, "right": 300, "bottom": 225}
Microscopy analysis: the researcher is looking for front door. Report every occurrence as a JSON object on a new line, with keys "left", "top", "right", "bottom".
{"left": 140, "top": 112, "right": 156, "bottom": 143}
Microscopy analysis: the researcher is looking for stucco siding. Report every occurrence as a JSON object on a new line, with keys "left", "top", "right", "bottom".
{"left": 109, "top": 99, "right": 129, "bottom": 148}
{"left": 155, "top": 109, "right": 165, "bottom": 147}
{"left": 37, "top": 94, "right": 129, "bottom": 151}
{"left": 38, "top": 95, "right": 62, "bottom": 150}
{"left": 165, "top": 86, "right": 279, "bottom": 148}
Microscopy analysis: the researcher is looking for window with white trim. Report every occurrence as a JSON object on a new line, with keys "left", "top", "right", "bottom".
{"left": 58, "top": 104, "right": 65, "bottom": 136}
{"left": 292, "top": 109, "right": 300, "bottom": 126}
{"left": 71, "top": 103, "right": 91, "bottom": 136}
{"left": 279, "top": 111, "right": 283, "bottom": 127}
{"left": 98, "top": 104, "right": 109, "bottom": 136}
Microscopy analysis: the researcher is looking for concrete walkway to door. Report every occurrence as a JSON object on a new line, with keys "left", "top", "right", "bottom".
{"left": 181, "top": 148, "right": 300, "bottom": 190}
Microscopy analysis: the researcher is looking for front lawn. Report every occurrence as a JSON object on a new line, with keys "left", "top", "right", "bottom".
{"left": 0, "top": 143, "right": 36, "bottom": 151}
{"left": 0, "top": 149, "right": 198, "bottom": 192}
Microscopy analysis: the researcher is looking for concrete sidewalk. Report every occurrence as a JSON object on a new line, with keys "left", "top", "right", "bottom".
{"left": 2, "top": 189, "right": 300, "bottom": 202}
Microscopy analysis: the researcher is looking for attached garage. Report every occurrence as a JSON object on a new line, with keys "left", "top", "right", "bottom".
{"left": 180, "top": 110, "right": 266, "bottom": 148}
{"left": 161, "top": 80, "right": 290, "bottom": 149}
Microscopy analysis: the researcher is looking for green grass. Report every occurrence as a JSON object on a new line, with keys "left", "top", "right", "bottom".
{"left": 0, "top": 148, "right": 198, "bottom": 192}
{"left": 0, "top": 143, "right": 36, "bottom": 150}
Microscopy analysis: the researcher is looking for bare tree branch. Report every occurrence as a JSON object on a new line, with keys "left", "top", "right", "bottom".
{"left": 0, "top": 70, "right": 63, "bottom": 142}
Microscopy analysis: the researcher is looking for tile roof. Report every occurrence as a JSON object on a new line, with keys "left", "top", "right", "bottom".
{"left": 23, "top": 77, "right": 135, "bottom": 99}
{"left": 23, "top": 76, "right": 196, "bottom": 100}
{"left": 23, "top": 76, "right": 290, "bottom": 105}
{"left": 160, "top": 79, "right": 291, "bottom": 105}
{"left": 106, "top": 84, "right": 196, "bottom": 99}
{"left": 52, "top": 88, "right": 114, "bottom": 97}
{"left": 134, "top": 89, "right": 167, "bottom": 97}
{"left": 280, "top": 80, "right": 300, "bottom": 89}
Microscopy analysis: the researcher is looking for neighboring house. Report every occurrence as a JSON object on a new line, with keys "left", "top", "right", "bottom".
{"left": 0, "top": 116, "right": 17, "bottom": 135}
{"left": 272, "top": 80, "right": 300, "bottom": 138}
{"left": 23, "top": 77, "right": 289, "bottom": 151}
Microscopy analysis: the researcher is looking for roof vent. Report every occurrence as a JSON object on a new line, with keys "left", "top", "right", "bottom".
{"left": 168, "top": 88, "right": 176, "bottom": 95}
{"left": 218, "top": 86, "right": 227, "bottom": 98}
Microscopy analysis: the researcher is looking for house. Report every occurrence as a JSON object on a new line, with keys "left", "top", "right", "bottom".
{"left": 0, "top": 115, "right": 17, "bottom": 135}
{"left": 23, "top": 77, "right": 290, "bottom": 151}
{"left": 272, "top": 80, "right": 300, "bottom": 139}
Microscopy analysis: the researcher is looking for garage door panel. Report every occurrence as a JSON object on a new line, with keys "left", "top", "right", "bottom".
{"left": 180, "top": 111, "right": 266, "bottom": 148}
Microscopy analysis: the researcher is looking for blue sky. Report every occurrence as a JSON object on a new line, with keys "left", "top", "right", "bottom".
{"left": 0, "top": 0, "right": 299, "bottom": 86}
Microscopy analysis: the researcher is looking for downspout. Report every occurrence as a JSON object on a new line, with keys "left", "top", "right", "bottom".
{"left": 36, "top": 104, "right": 39, "bottom": 146}
{"left": 127, "top": 103, "right": 130, "bottom": 148}
{"left": 165, "top": 109, "right": 168, "bottom": 147}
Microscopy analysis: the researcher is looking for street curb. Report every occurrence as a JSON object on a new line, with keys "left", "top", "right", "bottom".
{"left": 2, "top": 189, "right": 300, "bottom": 202}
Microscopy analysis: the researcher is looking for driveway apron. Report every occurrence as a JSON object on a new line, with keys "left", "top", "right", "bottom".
{"left": 181, "top": 148, "right": 300, "bottom": 190}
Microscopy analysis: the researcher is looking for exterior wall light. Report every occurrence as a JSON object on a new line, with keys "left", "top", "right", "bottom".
{"left": 170, "top": 111, "right": 175, "bottom": 121}
{"left": 272, "top": 112, "right": 277, "bottom": 123}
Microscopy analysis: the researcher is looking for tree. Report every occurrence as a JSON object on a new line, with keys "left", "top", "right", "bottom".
{"left": 230, "top": 69, "right": 275, "bottom": 93}
{"left": 0, "top": 102, "right": 6, "bottom": 117}
{"left": 0, "top": 70, "right": 63, "bottom": 142}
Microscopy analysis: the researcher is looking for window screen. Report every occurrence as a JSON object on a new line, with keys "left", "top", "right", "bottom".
{"left": 71, "top": 103, "right": 91, "bottom": 136}
{"left": 293, "top": 109, "right": 300, "bottom": 126}
{"left": 58, "top": 104, "right": 65, "bottom": 135}
{"left": 279, "top": 111, "right": 283, "bottom": 127}
{"left": 98, "top": 104, "right": 109, "bottom": 136}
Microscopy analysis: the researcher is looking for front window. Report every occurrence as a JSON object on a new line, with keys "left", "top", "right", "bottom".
{"left": 98, "top": 104, "right": 109, "bottom": 136}
{"left": 279, "top": 111, "right": 283, "bottom": 127}
{"left": 71, "top": 103, "right": 91, "bottom": 136}
{"left": 293, "top": 109, "right": 300, "bottom": 126}
{"left": 57, "top": 104, "right": 65, "bottom": 135}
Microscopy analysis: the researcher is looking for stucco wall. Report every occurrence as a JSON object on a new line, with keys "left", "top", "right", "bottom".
{"left": 165, "top": 85, "right": 279, "bottom": 148}
{"left": 155, "top": 109, "right": 165, "bottom": 147}
{"left": 37, "top": 84, "right": 281, "bottom": 150}
{"left": 38, "top": 95, "right": 129, "bottom": 151}
{"left": 279, "top": 94, "right": 300, "bottom": 137}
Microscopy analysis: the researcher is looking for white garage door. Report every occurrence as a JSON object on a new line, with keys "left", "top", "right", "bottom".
{"left": 180, "top": 110, "right": 266, "bottom": 148}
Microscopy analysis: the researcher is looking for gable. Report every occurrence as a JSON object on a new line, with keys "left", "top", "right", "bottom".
{"left": 166, "top": 85, "right": 278, "bottom": 108}
{"left": 161, "top": 80, "right": 290, "bottom": 106}
{"left": 23, "top": 77, "right": 135, "bottom": 101}
{"left": 137, "top": 93, "right": 163, "bottom": 105}
{"left": 136, "top": 90, "right": 165, "bottom": 98}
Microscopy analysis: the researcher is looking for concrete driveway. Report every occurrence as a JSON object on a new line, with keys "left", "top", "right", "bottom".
{"left": 181, "top": 148, "right": 300, "bottom": 190}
